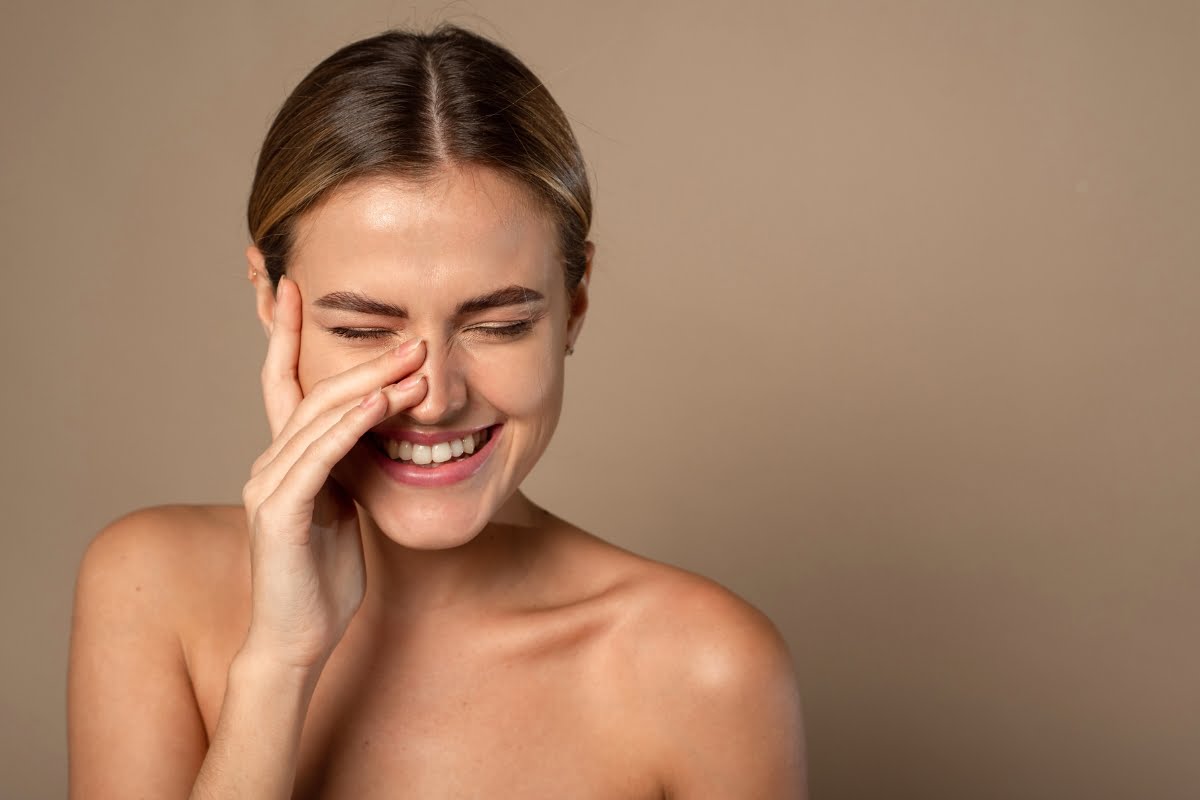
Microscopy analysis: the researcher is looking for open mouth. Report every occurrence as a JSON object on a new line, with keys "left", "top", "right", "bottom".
{"left": 368, "top": 425, "right": 497, "bottom": 468}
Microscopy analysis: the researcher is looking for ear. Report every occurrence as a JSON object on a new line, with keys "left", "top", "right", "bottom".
{"left": 246, "top": 244, "right": 276, "bottom": 338}
{"left": 566, "top": 241, "right": 594, "bottom": 351}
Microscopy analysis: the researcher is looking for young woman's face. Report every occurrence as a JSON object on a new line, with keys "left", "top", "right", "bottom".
{"left": 277, "top": 166, "right": 588, "bottom": 549}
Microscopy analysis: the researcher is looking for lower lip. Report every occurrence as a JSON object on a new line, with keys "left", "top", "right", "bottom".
{"left": 364, "top": 425, "right": 502, "bottom": 488}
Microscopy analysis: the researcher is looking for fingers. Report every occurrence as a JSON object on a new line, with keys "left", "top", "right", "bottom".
{"left": 261, "top": 276, "right": 304, "bottom": 439}
{"left": 259, "top": 275, "right": 428, "bottom": 445}
{"left": 257, "top": 338, "right": 427, "bottom": 476}
{"left": 248, "top": 381, "right": 427, "bottom": 527}
{"left": 253, "top": 390, "right": 386, "bottom": 528}
{"left": 247, "top": 373, "right": 428, "bottom": 501}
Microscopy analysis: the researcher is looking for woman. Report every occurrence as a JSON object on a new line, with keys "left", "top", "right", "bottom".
{"left": 68, "top": 24, "right": 806, "bottom": 798}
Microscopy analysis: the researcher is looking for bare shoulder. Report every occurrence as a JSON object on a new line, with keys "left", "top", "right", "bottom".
{"left": 620, "top": 557, "right": 798, "bottom": 700}
{"left": 556, "top": 527, "right": 807, "bottom": 797}
{"left": 544, "top": 520, "right": 798, "bottom": 699}
{"left": 81, "top": 503, "right": 245, "bottom": 568}
{"left": 544, "top": 519, "right": 797, "bottom": 682}
{"left": 69, "top": 504, "right": 246, "bottom": 795}
{"left": 76, "top": 503, "right": 247, "bottom": 618}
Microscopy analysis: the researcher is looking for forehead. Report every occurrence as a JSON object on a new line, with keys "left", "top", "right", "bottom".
{"left": 288, "top": 166, "right": 559, "bottom": 292}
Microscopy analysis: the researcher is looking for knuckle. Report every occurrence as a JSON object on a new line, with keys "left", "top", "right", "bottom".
{"left": 257, "top": 440, "right": 284, "bottom": 468}
{"left": 309, "top": 375, "right": 333, "bottom": 399}
{"left": 299, "top": 434, "right": 330, "bottom": 464}
{"left": 241, "top": 479, "right": 260, "bottom": 508}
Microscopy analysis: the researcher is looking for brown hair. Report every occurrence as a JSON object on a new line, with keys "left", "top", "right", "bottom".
{"left": 246, "top": 23, "right": 592, "bottom": 295}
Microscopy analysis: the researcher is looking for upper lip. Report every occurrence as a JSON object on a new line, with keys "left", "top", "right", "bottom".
{"left": 369, "top": 424, "right": 496, "bottom": 445}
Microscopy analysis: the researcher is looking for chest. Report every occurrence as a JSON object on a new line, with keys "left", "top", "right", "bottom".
{"left": 190, "top": 614, "right": 661, "bottom": 799}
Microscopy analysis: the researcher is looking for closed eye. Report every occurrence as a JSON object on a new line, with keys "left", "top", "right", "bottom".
{"left": 325, "top": 319, "right": 536, "bottom": 341}
{"left": 326, "top": 327, "right": 392, "bottom": 340}
{"left": 468, "top": 320, "right": 534, "bottom": 339}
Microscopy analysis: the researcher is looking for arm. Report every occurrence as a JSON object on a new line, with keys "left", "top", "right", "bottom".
{"left": 69, "top": 278, "right": 430, "bottom": 797}
{"left": 69, "top": 277, "right": 431, "bottom": 797}
{"left": 189, "top": 649, "right": 320, "bottom": 800}
{"left": 68, "top": 507, "right": 209, "bottom": 797}
{"left": 67, "top": 507, "right": 324, "bottom": 799}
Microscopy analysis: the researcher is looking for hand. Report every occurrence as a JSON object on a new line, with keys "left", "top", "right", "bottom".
{"left": 239, "top": 275, "right": 427, "bottom": 671}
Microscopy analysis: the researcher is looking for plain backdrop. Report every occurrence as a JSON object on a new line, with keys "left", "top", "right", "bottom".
{"left": 2, "top": 1, "right": 1197, "bottom": 798}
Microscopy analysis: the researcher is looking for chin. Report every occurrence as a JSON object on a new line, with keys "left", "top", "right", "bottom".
{"left": 365, "top": 499, "right": 493, "bottom": 550}
{"left": 334, "top": 440, "right": 509, "bottom": 550}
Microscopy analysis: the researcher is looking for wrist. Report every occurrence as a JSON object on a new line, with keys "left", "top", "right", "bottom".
{"left": 231, "top": 643, "right": 326, "bottom": 696}
{"left": 197, "top": 642, "right": 320, "bottom": 798}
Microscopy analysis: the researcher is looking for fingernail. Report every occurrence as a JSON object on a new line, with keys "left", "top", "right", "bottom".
{"left": 392, "top": 372, "right": 425, "bottom": 390}
{"left": 395, "top": 338, "right": 424, "bottom": 357}
{"left": 359, "top": 386, "right": 383, "bottom": 408}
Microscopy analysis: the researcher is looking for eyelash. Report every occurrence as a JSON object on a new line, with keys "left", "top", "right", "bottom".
{"left": 327, "top": 321, "right": 535, "bottom": 341}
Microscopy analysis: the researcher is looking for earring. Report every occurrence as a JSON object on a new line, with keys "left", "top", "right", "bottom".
{"left": 249, "top": 269, "right": 258, "bottom": 281}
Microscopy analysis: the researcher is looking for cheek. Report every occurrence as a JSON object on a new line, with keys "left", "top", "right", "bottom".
{"left": 296, "top": 337, "right": 360, "bottom": 396}
{"left": 464, "top": 342, "right": 563, "bottom": 418}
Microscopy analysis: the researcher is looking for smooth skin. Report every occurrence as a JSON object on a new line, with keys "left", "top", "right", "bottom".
{"left": 67, "top": 165, "right": 807, "bottom": 799}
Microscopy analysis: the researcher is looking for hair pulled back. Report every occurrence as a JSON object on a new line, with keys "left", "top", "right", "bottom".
{"left": 246, "top": 24, "right": 592, "bottom": 295}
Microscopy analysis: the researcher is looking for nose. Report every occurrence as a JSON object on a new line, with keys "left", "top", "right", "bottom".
{"left": 403, "top": 338, "right": 468, "bottom": 425}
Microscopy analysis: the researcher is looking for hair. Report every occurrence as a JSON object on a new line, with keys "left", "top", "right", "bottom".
{"left": 246, "top": 23, "right": 592, "bottom": 296}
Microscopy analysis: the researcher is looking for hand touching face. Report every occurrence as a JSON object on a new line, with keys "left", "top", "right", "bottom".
{"left": 250, "top": 165, "right": 590, "bottom": 549}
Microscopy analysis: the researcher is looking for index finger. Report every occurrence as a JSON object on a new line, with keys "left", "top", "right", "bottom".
{"left": 261, "top": 275, "right": 304, "bottom": 439}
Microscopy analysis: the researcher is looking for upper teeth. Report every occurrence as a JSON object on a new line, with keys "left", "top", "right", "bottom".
{"left": 380, "top": 429, "right": 489, "bottom": 464}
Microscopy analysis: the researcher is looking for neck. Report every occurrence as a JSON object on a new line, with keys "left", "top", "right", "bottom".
{"left": 356, "top": 489, "right": 549, "bottom": 619}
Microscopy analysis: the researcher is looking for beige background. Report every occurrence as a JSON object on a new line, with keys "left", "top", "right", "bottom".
{"left": 2, "top": 1, "right": 1197, "bottom": 797}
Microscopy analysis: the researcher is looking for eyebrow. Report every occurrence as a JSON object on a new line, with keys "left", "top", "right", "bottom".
{"left": 312, "top": 284, "right": 547, "bottom": 318}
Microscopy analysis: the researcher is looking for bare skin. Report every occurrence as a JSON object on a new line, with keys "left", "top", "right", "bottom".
{"left": 67, "top": 165, "right": 806, "bottom": 798}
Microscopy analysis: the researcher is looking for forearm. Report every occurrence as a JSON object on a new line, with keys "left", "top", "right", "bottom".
{"left": 189, "top": 649, "right": 321, "bottom": 800}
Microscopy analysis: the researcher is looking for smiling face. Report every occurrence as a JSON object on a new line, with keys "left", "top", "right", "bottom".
{"left": 257, "top": 165, "right": 590, "bottom": 549}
